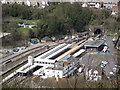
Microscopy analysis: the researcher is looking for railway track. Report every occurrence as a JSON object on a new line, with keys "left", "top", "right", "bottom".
{"left": 1, "top": 43, "right": 58, "bottom": 79}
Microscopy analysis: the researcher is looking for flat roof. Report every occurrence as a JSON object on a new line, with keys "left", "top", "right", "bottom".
{"left": 46, "top": 67, "right": 64, "bottom": 70}
{"left": 84, "top": 40, "right": 105, "bottom": 48}
{"left": 16, "top": 64, "right": 38, "bottom": 73}
{"left": 38, "top": 44, "right": 66, "bottom": 59}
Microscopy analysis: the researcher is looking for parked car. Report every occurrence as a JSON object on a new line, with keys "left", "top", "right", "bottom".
{"left": 13, "top": 49, "right": 19, "bottom": 52}
{"left": 30, "top": 40, "right": 38, "bottom": 44}
{"left": 100, "top": 37, "right": 106, "bottom": 41}
{"left": 115, "top": 64, "right": 120, "bottom": 68}
{"left": 78, "top": 64, "right": 85, "bottom": 73}
{"left": 100, "top": 61, "right": 108, "bottom": 68}
{"left": 112, "top": 38, "right": 117, "bottom": 44}
{"left": 2, "top": 50, "right": 9, "bottom": 54}
{"left": 102, "top": 61, "right": 108, "bottom": 64}
{"left": 112, "top": 67, "right": 119, "bottom": 73}
{"left": 17, "top": 46, "right": 26, "bottom": 50}
{"left": 109, "top": 72, "right": 116, "bottom": 79}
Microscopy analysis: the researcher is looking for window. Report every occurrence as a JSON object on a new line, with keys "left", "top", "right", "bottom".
{"left": 68, "top": 66, "right": 69, "bottom": 69}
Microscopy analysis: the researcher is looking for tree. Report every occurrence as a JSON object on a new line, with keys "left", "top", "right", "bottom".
{"left": 29, "top": 29, "right": 35, "bottom": 39}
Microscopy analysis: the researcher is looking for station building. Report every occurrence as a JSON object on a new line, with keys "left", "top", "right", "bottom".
{"left": 16, "top": 43, "right": 86, "bottom": 78}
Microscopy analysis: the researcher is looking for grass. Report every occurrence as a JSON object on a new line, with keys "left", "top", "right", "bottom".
{"left": 17, "top": 27, "right": 37, "bottom": 31}
{"left": 17, "top": 27, "right": 31, "bottom": 31}
{"left": 13, "top": 20, "right": 36, "bottom": 25}
{"left": 93, "top": 57, "right": 104, "bottom": 61}
{"left": 113, "top": 53, "right": 120, "bottom": 56}
{"left": 97, "top": 63, "right": 101, "bottom": 67}
{"left": 105, "top": 32, "right": 119, "bottom": 38}
{"left": 4, "top": 17, "right": 37, "bottom": 25}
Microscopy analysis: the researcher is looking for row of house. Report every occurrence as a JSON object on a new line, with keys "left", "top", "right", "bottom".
{"left": 1, "top": 0, "right": 49, "bottom": 8}
{"left": 1, "top": 0, "right": 119, "bottom": 15}
{"left": 1, "top": 0, "right": 119, "bottom": 8}
{"left": 82, "top": 2, "right": 119, "bottom": 15}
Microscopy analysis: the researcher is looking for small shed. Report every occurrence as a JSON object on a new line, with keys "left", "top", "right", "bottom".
{"left": 41, "top": 36, "right": 52, "bottom": 43}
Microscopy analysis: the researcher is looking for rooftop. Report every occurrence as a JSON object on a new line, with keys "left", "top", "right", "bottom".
{"left": 0, "top": 32, "right": 11, "bottom": 38}
{"left": 84, "top": 40, "right": 105, "bottom": 48}
{"left": 41, "top": 36, "right": 52, "bottom": 41}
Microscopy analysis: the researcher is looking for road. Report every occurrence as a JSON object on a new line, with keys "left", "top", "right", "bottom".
{"left": 81, "top": 36, "right": 119, "bottom": 76}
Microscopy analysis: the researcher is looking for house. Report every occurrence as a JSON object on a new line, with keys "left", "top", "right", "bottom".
{"left": 82, "top": 3, "right": 88, "bottom": 7}
{"left": 111, "top": 6, "right": 119, "bottom": 15}
{"left": 51, "top": 35, "right": 63, "bottom": 41}
{"left": 103, "top": 2, "right": 118, "bottom": 9}
{"left": 1, "top": 0, "right": 49, "bottom": 8}
{"left": 18, "top": 23, "right": 37, "bottom": 29}
{"left": 41, "top": 36, "right": 52, "bottom": 43}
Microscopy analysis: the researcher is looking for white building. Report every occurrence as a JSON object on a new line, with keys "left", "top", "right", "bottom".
{"left": 95, "top": 3, "right": 101, "bottom": 8}
{"left": 82, "top": 3, "right": 88, "bottom": 7}
{"left": 16, "top": 43, "right": 85, "bottom": 78}
{"left": 44, "top": 56, "right": 80, "bottom": 78}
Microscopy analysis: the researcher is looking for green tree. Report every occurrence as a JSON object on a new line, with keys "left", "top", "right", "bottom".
{"left": 29, "top": 29, "right": 35, "bottom": 38}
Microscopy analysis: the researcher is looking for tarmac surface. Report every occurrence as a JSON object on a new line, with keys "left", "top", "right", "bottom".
{"left": 81, "top": 36, "right": 119, "bottom": 76}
